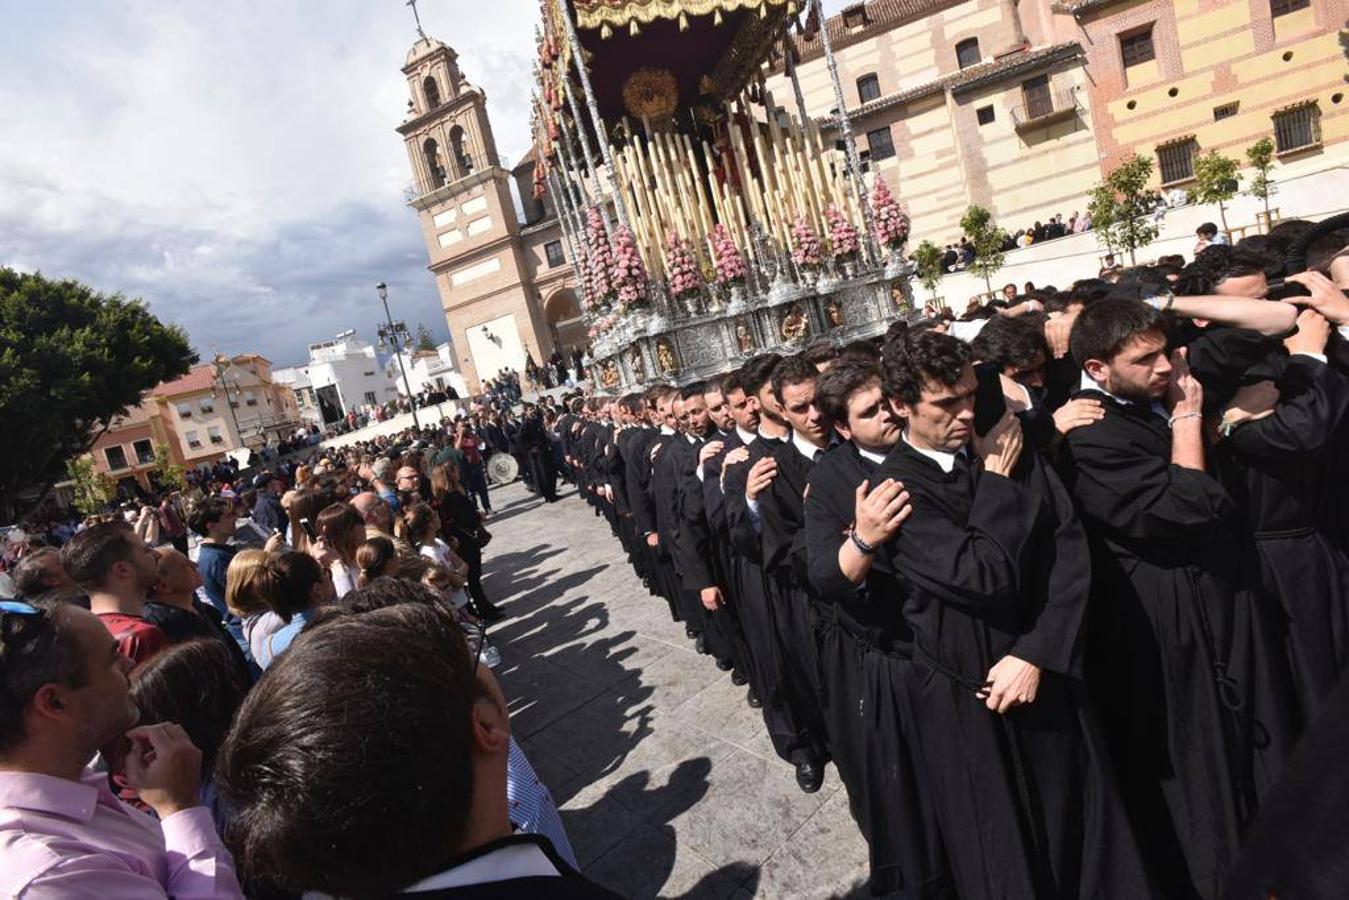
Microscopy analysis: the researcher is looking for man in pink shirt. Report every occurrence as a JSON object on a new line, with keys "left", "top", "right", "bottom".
{"left": 0, "top": 598, "right": 242, "bottom": 898}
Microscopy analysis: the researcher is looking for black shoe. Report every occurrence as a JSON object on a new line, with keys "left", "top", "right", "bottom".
{"left": 793, "top": 754, "right": 824, "bottom": 794}
{"left": 716, "top": 658, "right": 734, "bottom": 672}
{"left": 695, "top": 634, "right": 707, "bottom": 655}
{"left": 731, "top": 668, "right": 748, "bottom": 686}
{"left": 746, "top": 688, "right": 762, "bottom": 708}
{"left": 684, "top": 625, "right": 698, "bottom": 639}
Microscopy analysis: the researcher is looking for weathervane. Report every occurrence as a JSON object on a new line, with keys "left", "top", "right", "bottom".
{"left": 406, "top": 0, "right": 427, "bottom": 39}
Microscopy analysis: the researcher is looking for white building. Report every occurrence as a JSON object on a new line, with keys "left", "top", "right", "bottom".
{"left": 274, "top": 331, "right": 400, "bottom": 426}
{"left": 386, "top": 342, "right": 469, "bottom": 400}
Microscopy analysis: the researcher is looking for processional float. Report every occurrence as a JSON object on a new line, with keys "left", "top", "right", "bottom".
{"left": 532, "top": 0, "right": 916, "bottom": 390}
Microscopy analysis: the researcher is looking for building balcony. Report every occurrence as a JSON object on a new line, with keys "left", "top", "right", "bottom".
{"left": 1010, "top": 90, "right": 1080, "bottom": 131}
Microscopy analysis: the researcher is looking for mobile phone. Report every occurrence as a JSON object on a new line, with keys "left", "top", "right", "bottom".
{"left": 973, "top": 362, "right": 1006, "bottom": 438}
{"left": 299, "top": 517, "right": 318, "bottom": 542}
{"left": 1265, "top": 279, "right": 1311, "bottom": 301}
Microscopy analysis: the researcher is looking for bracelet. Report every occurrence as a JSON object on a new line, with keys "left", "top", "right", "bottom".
{"left": 1168, "top": 411, "right": 1202, "bottom": 427}
{"left": 1144, "top": 290, "right": 1176, "bottom": 312}
{"left": 848, "top": 527, "right": 877, "bottom": 556}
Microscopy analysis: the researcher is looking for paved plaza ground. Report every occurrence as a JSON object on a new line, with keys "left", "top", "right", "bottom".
{"left": 478, "top": 479, "right": 871, "bottom": 899}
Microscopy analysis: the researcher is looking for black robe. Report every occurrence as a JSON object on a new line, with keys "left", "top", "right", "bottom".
{"left": 1216, "top": 352, "right": 1349, "bottom": 722}
{"left": 878, "top": 441, "right": 1150, "bottom": 899}
{"left": 804, "top": 442, "right": 950, "bottom": 896}
{"left": 723, "top": 432, "right": 818, "bottom": 762}
{"left": 756, "top": 437, "right": 830, "bottom": 762}
{"left": 1063, "top": 392, "right": 1296, "bottom": 898}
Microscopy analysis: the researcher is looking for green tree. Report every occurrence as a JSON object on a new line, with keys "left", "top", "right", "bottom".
{"left": 958, "top": 205, "right": 1007, "bottom": 295}
{"left": 911, "top": 239, "right": 945, "bottom": 301}
{"left": 1087, "top": 154, "right": 1160, "bottom": 265}
{"left": 1246, "top": 137, "right": 1276, "bottom": 227}
{"left": 0, "top": 268, "right": 195, "bottom": 520}
{"left": 150, "top": 443, "right": 185, "bottom": 493}
{"left": 66, "top": 455, "right": 116, "bottom": 517}
{"left": 415, "top": 322, "right": 437, "bottom": 353}
{"left": 1190, "top": 149, "right": 1241, "bottom": 236}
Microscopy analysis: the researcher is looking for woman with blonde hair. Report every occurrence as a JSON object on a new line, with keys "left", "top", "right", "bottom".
{"left": 224, "top": 548, "right": 285, "bottom": 665}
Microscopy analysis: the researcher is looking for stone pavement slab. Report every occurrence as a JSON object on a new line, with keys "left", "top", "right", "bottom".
{"left": 480, "top": 480, "right": 870, "bottom": 898}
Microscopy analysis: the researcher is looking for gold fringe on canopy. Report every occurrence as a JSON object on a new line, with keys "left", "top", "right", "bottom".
{"left": 573, "top": 0, "right": 790, "bottom": 35}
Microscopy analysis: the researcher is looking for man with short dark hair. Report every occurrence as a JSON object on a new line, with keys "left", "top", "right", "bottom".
{"left": 1064, "top": 297, "right": 1297, "bottom": 896}
{"left": 723, "top": 353, "right": 827, "bottom": 792}
{"left": 189, "top": 497, "right": 240, "bottom": 625}
{"left": 215, "top": 601, "right": 615, "bottom": 898}
{"left": 0, "top": 599, "right": 242, "bottom": 897}
{"left": 250, "top": 473, "right": 286, "bottom": 534}
{"left": 59, "top": 523, "right": 169, "bottom": 667}
{"left": 873, "top": 323, "right": 1149, "bottom": 896}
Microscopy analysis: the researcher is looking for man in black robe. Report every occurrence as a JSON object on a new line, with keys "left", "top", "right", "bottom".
{"left": 1062, "top": 297, "right": 1294, "bottom": 897}
{"left": 722, "top": 353, "right": 827, "bottom": 792}
{"left": 805, "top": 355, "right": 952, "bottom": 896}
{"left": 702, "top": 371, "right": 764, "bottom": 708}
{"left": 875, "top": 323, "right": 1150, "bottom": 898}
{"left": 752, "top": 354, "right": 835, "bottom": 791}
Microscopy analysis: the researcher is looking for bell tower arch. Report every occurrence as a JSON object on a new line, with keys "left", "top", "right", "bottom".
{"left": 396, "top": 34, "right": 556, "bottom": 393}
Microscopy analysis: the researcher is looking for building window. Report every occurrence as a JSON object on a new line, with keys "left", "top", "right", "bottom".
{"left": 842, "top": 4, "right": 868, "bottom": 28}
{"left": 175, "top": 402, "right": 193, "bottom": 419}
{"left": 866, "top": 127, "right": 896, "bottom": 161}
{"left": 423, "top": 75, "right": 442, "bottom": 110}
{"left": 208, "top": 425, "right": 224, "bottom": 445}
{"left": 1270, "top": 0, "right": 1310, "bottom": 15}
{"left": 1120, "top": 27, "right": 1156, "bottom": 68}
{"left": 1022, "top": 75, "right": 1053, "bottom": 121}
{"left": 956, "top": 38, "right": 981, "bottom": 70}
{"left": 1272, "top": 103, "right": 1321, "bottom": 153}
{"left": 1213, "top": 101, "right": 1239, "bottom": 121}
{"left": 857, "top": 73, "right": 881, "bottom": 103}
{"left": 185, "top": 430, "right": 201, "bottom": 449}
{"left": 364, "top": 391, "right": 378, "bottom": 406}
{"left": 104, "top": 446, "right": 129, "bottom": 471}
{"left": 244, "top": 391, "right": 257, "bottom": 407}
{"left": 976, "top": 105, "right": 996, "bottom": 125}
{"left": 1157, "top": 138, "right": 1198, "bottom": 185}
{"left": 199, "top": 398, "right": 214, "bottom": 414}
{"left": 133, "top": 439, "right": 154, "bottom": 465}
{"left": 545, "top": 240, "right": 566, "bottom": 267}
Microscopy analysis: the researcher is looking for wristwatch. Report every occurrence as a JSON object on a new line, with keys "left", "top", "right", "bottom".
{"left": 848, "top": 527, "right": 877, "bottom": 556}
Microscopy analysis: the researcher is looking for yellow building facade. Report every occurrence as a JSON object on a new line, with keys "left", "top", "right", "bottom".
{"left": 768, "top": 0, "right": 1346, "bottom": 244}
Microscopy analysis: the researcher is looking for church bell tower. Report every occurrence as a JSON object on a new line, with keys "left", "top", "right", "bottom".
{"left": 397, "top": 32, "right": 556, "bottom": 392}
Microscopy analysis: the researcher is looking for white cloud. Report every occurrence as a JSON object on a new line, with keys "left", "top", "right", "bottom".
{"left": 0, "top": 0, "right": 540, "bottom": 365}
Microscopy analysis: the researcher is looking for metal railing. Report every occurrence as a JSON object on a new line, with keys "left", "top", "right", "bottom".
{"left": 404, "top": 149, "right": 500, "bottom": 203}
{"left": 1010, "top": 89, "right": 1079, "bottom": 129}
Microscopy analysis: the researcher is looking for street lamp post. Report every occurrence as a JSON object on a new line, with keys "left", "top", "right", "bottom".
{"left": 375, "top": 282, "right": 420, "bottom": 429}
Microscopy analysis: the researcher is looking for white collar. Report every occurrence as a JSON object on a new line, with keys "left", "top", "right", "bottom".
{"left": 791, "top": 429, "right": 826, "bottom": 462}
{"left": 659, "top": 425, "right": 675, "bottom": 435}
{"left": 856, "top": 446, "right": 887, "bottom": 465}
{"left": 735, "top": 425, "right": 757, "bottom": 445}
{"left": 401, "top": 840, "right": 561, "bottom": 892}
{"left": 1078, "top": 370, "right": 1167, "bottom": 418}
{"left": 902, "top": 430, "right": 964, "bottom": 474}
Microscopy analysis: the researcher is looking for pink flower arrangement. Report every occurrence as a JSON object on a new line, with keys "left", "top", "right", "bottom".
{"left": 586, "top": 207, "right": 615, "bottom": 304}
{"left": 871, "top": 176, "right": 910, "bottom": 251}
{"left": 610, "top": 226, "right": 649, "bottom": 309}
{"left": 827, "top": 206, "right": 860, "bottom": 261}
{"left": 711, "top": 224, "right": 747, "bottom": 287}
{"left": 791, "top": 217, "right": 821, "bottom": 269}
{"left": 665, "top": 231, "right": 701, "bottom": 298}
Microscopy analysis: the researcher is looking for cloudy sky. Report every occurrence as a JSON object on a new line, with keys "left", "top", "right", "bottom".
{"left": 1, "top": 0, "right": 847, "bottom": 368}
